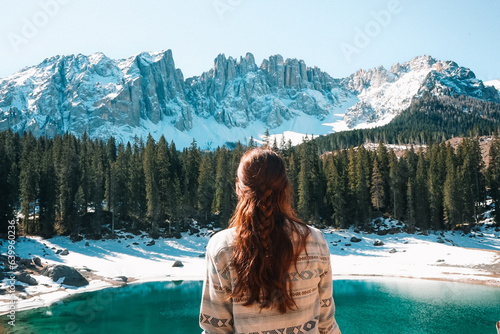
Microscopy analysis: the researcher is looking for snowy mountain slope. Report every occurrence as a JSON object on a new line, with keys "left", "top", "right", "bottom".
{"left": 0, "top": 51, "right": 498, "bottom": 148}
{"left": 485, "top": 79, "right": 500, "bottom": 95}
{"left": 340, "top": 55, "right": 500, "bottom": 128}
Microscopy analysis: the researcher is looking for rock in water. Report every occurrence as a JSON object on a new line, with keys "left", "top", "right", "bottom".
{"left": 41, "top": 265, "right": 89, "bottom": 287}
{"left": 373, "top": 240, "right": 385, "bottom": 246}
{"left": 60, "top": 249, "right": 69, "bottom": 256}
{"left": 350, "top": 236, "right": 362, "bottom": 243}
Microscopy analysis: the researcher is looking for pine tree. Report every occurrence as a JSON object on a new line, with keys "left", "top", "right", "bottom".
{"left": 264, "top": 128, "right": 270, "bottom": 147}
{"left": 157, "top": 136, "right": 172, "bottom": 218}
{"left": 129, "top": 141, "right": 147, "bottom": 220}
{"left": 55, "top": 134, "right": 81, "bottom": 234}
{"left": 248, "top": 136, "right": 256, "bottom": 148}
{"left": 427, "top": 143, "right": 446, "bottom": 229}
{"left": 182, "top": 139, "right": 201, "bottom": 213}
{"left": 287, "top": 152, "right": 299, "bottom": 207}
{"left": 355, "top": 146, "right": 371, "bottom": 227}
{"left": 109, "top": 144, "right": 131, "bottom": 222}
{"left": 371, "top": 160, "right": 385, "bottom": 212}
{"left": 19, "top": 133, "right": 39, "bottom": 234}
{"left": 325, "top": 154, "right": 349, "bottom": 228}
{"left": 78, "top": 131, "right": 92, "bottom": 217}
{"left": 197, "top": 152, "right": 215, "bottom": 221}
{"left": 443, "top": 146, "right": 461, "bottom": 228}
{"left": 212, "top": 146, "right": 233, "bottom": 227}
{"left": 229, "top": 142, "right": 244, "bottom": 210}
{"left": 347, "top": 146, "right": 358, "bottom": 219}
{"left": 143, "top": 135, "right": 160, "bottom": 237}
{"left": 376, "top": 141, "right": 391, "bottom": 209}
{"left": 296, "top": 153, "right": 311, "bottom": 220}
{"left": 406, "top": 178, "right": 416, "bottom": 231}
{"left": 107, "top": 136, "right": 117, "bottom": 163}
{"left": 279, "top": 135, "right": 286, "bottom": 151}
{"left": 272, "top": 137, "right": 279, "bottom": 151}
{"left": 396, "top": 152, "right": 410, "bottom": 222}
{"left": 0, "top": 130, "right": 20, "bottom": 230}
{"left": 414, "top": 152, "right": 430, "bottom": 229}
{"left": 486, "top": 134, "right": 500, "bottom": 223}
{"left": 89, "top": 142, "right": 106, "bottom": 235}
{"left": 168, "top": 141, "right": 182, "bottom": 217}
{"left": 457, "top": 138, "right": 485, "bottom": 224}
{"left": 388, "top": 150, "right": 403, "bottom": 220}
{"left": 37, "top": 139, "right": 56, "bottom": 237}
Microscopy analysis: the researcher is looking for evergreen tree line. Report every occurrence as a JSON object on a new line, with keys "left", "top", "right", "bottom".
{"left": 315, "top": 92, "right": 500, "bottom": 152}
{"left": 319, "top": 136, "right": 500, "bottom": 231}
{"left": 0, "top": 129, "right": 499, "bottom": 238}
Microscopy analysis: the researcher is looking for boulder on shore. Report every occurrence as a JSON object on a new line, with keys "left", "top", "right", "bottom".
{"left": 32, "top": 257, "right": 42, "bottom": 266}
{"left": 17, "top": 272, "right": 38, "bottom": 286}
{"left": 172, "top": 261, "right": 184, "bottom": 267}
{"left": 41, "top": 265, "right": 89, "bottom": 287}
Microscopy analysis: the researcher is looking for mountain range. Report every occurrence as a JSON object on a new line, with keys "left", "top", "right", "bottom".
{"left": 0, "top": 50, "right": 499, "bottom": 148}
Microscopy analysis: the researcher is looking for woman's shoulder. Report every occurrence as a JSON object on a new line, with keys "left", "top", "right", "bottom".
{"left": 288, "top": 221, "right": 327, "bottom": 244}
{"left": 206, "top": 227, "right": 237, "bottom": 256}
{"left": 304, "top": 225, "right": 330, "bottom": 251}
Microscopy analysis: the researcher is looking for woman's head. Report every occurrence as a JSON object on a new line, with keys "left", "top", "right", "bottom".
{"left": 234, "top": 149, "right": 293, "bottom": 227}
{"left": 229, "top": 148, "right": 310, "bottom": 313}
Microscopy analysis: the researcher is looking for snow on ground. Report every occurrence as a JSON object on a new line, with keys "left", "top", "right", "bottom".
{"left": 0, "top": 221, "right": 499, "bottom": 315}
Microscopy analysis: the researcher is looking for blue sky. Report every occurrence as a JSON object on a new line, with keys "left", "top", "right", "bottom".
{"left": 1, "top": 0, "right": 499, "bottom": 81}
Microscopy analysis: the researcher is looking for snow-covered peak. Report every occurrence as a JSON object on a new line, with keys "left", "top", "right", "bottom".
{"left": 0, "top": 51, "right": 497, "bottom": 148}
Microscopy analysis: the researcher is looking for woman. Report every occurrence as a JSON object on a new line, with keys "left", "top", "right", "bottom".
{"left": 200, "top": 148, "right": 341, "bottom": 334}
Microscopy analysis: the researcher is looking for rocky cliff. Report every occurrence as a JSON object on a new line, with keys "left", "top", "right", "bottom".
{"left": 0, "top": 51, "right": 498, "bottom": 147}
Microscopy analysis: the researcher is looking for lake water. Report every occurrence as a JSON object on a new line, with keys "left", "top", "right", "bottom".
{"left": 6, "top": 279, "right": 500, "bottom": 334}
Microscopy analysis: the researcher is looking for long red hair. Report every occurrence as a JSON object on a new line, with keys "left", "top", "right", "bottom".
{"left": 229, "top": 148, "right": 310, "bottom": 313}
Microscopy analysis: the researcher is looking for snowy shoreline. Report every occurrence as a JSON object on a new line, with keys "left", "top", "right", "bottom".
{"left": 1, "top": 222, "right": 499, "bottom": 316}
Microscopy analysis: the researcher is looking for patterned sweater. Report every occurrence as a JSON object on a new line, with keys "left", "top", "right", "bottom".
{"left": 199, "top": 224, "right": 341, "bottom": 334}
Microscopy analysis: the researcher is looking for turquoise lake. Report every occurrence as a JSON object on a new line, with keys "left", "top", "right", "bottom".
{"left": 5, "top": 279, "right": 500, "bottom": 334}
